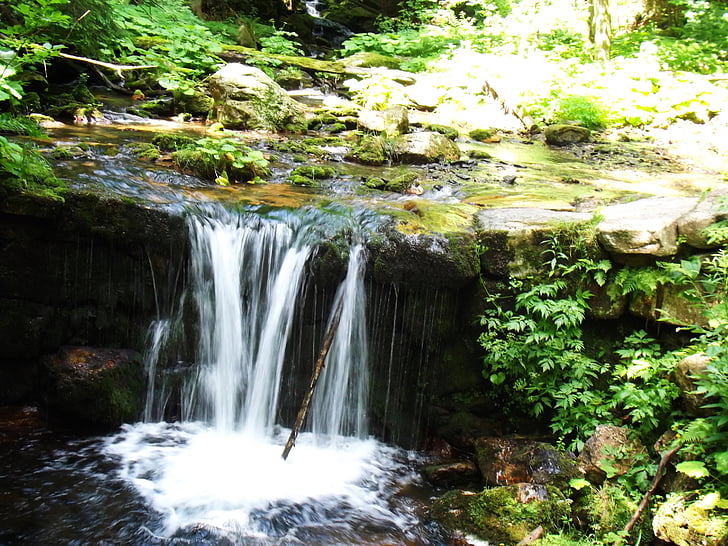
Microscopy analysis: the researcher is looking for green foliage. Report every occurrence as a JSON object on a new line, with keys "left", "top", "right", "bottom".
{"left": 0, "top": 113, "right": 44, "bottom": 137}
{"left": 479, "top": 226, "right": 684, "bottom": 451}
{"left": 257, "top": 26, "right": 303, "bottom": 57}
{"left": 553, "top": 95, "right": 609, "bottom": 130}
{"left": 0, "top": 135, "right": 66, "bottom": 200}
{"left": 170, "top": 136, "right": 270, "bottom": 185}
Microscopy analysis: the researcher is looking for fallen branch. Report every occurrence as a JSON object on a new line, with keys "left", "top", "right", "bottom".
{"left": 617, "top": 445, "right": 681, "bottom": 544}
{"left": 58, "top": 52, "right": 156, "bottom": 78}
{"left": 281, "top": 296, "right": 345, "bottom": 460}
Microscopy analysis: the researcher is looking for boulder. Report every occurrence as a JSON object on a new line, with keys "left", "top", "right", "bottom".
{"left": 544, "top": 124, "right": 591, "bottom": 146}
{"left": 423, "top": 460, "right": 481, "bottom": 488}
{"left": 653, "top": 493, "right": 728, "bottom": 546}
{"left": 597, "top": 196, "right": 700, "bottom": 260}
{"left": 578, "top": 425, "right": 646, "bottom": 484}
{"left": 431, "top": 484, "right": 571, "bottom": 544}
{"left": 474, "top": 437, "right": 581, "bottom": 489}
{"left": 346, "top": 135, "right": 387, "bottom": 165}
{"left": 358, "top": 106, "right": 409, "bottom": 136}
{"left": 629, "top": 281, "right": 709, "bottom": 328}
{"left": 43, "top": 346, "right": 145, "bottom": 429}
{"left": 677, "top": 189, "right": 728, "bottom": 249}
{"left": 390, "top": 132, "right": 460, "bottom": 164}
{"left": 676, "top": 353, "right": 714, "bottom": 416}
{"left": 207, "top": 63, "right": 307, "bottom": 132}
{"left": 475, "top": 208, "right": 593, "bottom": 278}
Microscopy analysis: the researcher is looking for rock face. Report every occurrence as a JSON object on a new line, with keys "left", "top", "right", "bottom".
{"left": 578, "top": 425, "right": 646, "bottom": 484}
{"left": 676, "top": 353, "right": 714, "bottom": 416}
{"left": 476, "top": 208, "right": 593, "bottom": 277}
{"left": 474, "top": 437, "right": 581, "bottom": 489}
{"left": 391, "top": 132, "right": 460, "bottom": 164}
{"left": 597, "top": 196, "right": 700, "bottom": 260}
{"left": 43, "top": 346, "right": 144, "bottom": 429}
{"left": 358, "top": 106, "right": 409, "bottom": 136}
{"left": 207, "top": 63, "right": 307, "bottom": 131}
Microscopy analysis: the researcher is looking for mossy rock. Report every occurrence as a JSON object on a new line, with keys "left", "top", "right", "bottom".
{"left": 572, "top": 484, "right": 651, "bottom": 541}
{"left": 50, "top": 146, "right": 86, "bottom": 160}
{"left": 134, "top": 99, "right": 175, "bottom": 117}
{"left": 289, "top": 165, "right": 338, "bottom": 179}
{"left": 386, "top": 170, "right": 419, "bottom": 192}
{"left": 346, "top": 135, "right": 387, "bottom": 165}
{"left": 470, "top": 128, "right": 496, "bottom": 141}
{"left": 653, "top": 492, "right": 728, "bottom": 545}
{"left": 431, "top": 484, "right": 572, "bottom": 545}
{"left": 427, "top": 124, "right": 459, "bottom": 140}
{"left": 127, "top": 142, "right": 161, "bottom": 161}
{"left": 287, "top": 174, "right": 317, "bottom": 187}
{"left": 42, "top": 346, "right": 145, "bottom": 430}
{"left": 175, "top": 90, "right": 214, "bottom": 117}
{"left": 151, "top": 133, "right": 196, "bottom": 152}
{"left": 171, "top": 148, "right": 270, "bottom": 183}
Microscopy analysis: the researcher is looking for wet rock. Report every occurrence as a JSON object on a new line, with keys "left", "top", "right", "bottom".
{"left": 475, "top": 208, "right": 593, "bottom": 278}
{"left": 43, "top": 346, "right": 144, "bottom": 429}
{"left": 430, "top": 484, "right": 571, "bottom": 545}
{"left": 544, "top": 124, "right": 591, "bottom": 146}
{"left": 423, "top": 460, "right": 481, "bottom": 488}
{"left": 358, "top": 106, "right": 409, "bottom": 136}
{"left": 578, "top": 425, "right": 646, "bottom": 484}
{"left": 391, "top": 132, "right": 460, "bottom": 164}
{"left": 629, "top": 280, "right": 710, "bottom": 328}
{"left": 346, "top": 135, "right": 387, "bottom": 165}
{"left": 175, "top": 89, "right": 214, "bottom": 117}
{"left": 207, "top": 63, "right": 307, "bottom": 132}
{"left": 597, "top": 196, "right": 700, "bottom": 260}
{"left": 677, "top": 189, "right": 728, "bottom": 249}
{"left": 474, "top": 437, "right": 581, "bottom": 489}
{"left": 676, "top": 353, "right": 714, "bottom": 416}
{"left": 653, "top": 493, "right": 728, "bottom": 546}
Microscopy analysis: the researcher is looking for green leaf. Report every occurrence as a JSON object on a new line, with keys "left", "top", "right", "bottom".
{"left": 569, "top": 478, "right": 591, "bottom": 490}
{"left": 675, "top": 460, "right": 709, "bottom": 479}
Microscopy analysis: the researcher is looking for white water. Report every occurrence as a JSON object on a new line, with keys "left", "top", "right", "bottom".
{"left": 104, "top": 207, "right": 426, "bottom": 541}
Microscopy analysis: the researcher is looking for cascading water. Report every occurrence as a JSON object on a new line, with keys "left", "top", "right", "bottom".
{"left": 98, "top": 205, "right": 436, "bottom": 543}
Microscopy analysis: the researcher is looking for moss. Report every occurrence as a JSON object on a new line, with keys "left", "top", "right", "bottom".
{"left": 346, "top": 135, "right": 387, "bottom": 165}
{"left": 50, "top": 146, "right": 78, "bottom": 160}
{"left": 385, "top": 170, "right": 419, "bottom": 192}
{"left": 428, "top": 124, "right": 459, "bottom": 139}
{"left": 432, "top": 485, "right": 572, "bottom": 544}
{"left": 287, "top": 174, "right": 317, "bottom": 186}
{"left": 468, "top": 149, "right": 493, "bottom": 159}
{"left": 290, "top": 165, "right": 338, "bottom": 179}
{"left": 127, "top": 142, "right": 161, "bottom": 161}
{"left": 470, "top": 128, "right": 496, "bottom": 141}
{"left": 151, "top": 133, "right": 196, "bottom": 152}
{"left": 363, "top": 176, "right": 386, "bottom": 190}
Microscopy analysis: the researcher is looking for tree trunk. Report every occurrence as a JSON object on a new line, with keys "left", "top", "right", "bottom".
{"left": 589, "top": 0, "right": 612, "bottom": 62}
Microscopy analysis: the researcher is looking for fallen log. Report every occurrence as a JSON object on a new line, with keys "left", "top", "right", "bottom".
{"left": 281, "top": 296, "right": 345, "bottom": 460}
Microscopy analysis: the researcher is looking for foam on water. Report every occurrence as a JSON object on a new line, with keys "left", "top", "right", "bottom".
{"left": 105, "top": 422, "right": 419, "bottom": 541}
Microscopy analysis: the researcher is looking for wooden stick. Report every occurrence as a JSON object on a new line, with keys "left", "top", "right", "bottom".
{"left": 517, "top": 525, "right": 544, "bottom": 545}
{"left": 281, "top": 296, "right": 345, "bottom": 460}
{"left": 58, "top": 52, "right": 157, "bottom": 75}
{"left": 617, "top": 445, "right": 681, "bottom": 543}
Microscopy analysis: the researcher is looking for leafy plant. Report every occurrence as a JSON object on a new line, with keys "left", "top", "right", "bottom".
{"left": 553, "top": 95, "right": 609, "bottom": 129}
{"left": 171, "top": 136, "right": 270, "bottom": 185}
{"left": 0, "top": 135, "right": 66, "bottom": 200}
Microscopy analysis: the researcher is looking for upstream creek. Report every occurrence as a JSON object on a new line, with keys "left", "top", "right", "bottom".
{"left": 0, "top": 95, "right": 723, "bottom": 545}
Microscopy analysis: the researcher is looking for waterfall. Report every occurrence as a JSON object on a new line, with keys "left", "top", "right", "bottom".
{"left": 311, "top": 244, "right": 369, "bottom": 441}
{"left": 101, "top": 205, "right": 434, "bottom": 542}
{"left": 144, "top": 205, "right": 370, "bottom": 441}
